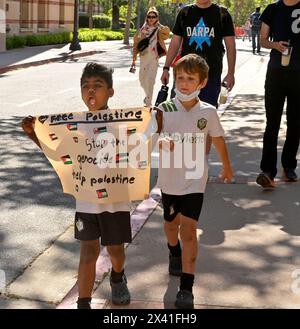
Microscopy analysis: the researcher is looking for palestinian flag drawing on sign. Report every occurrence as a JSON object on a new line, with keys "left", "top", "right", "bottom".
{"left": 94, "top": 127, "right": 107, "bottom": 134}
{"left": 96, "top": 188, "right": 108, "bottom": 199}
{"left": 127, "top": 127, "right": 137, "bottom": 135}
{"left": 49, "top": 133, "right": 58, "bottom": 141}
{"left": 61, "top": 155, "right": 72, "bottom": 165}
{"left": 116, "top": 153, "right": 129, "bottom": 163}
{"left": 138, "top": 160, "right": 147, "bottom": 168}
{"left": 67, "top": 123, "right": 77, "bottom": 131}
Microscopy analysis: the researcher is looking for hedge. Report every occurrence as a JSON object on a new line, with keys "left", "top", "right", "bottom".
{"left": 79, "top": 14, "right": 111, "bottom": 29}
{"left": 6, "top": 30, "right": 124, "bottom": 50}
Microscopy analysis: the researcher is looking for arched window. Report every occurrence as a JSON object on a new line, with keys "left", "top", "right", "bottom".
{"left": 38, "top": 0, "right": 47, "bottom": 28}
{"left": 20, "top": 0, "right": 31, "bottom": 28}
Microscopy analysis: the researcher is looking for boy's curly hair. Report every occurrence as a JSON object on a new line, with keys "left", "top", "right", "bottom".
{"left": 173, "top": 54, "right": 209, "bottom": 82}
{"left": 80, "top": 62, "right": 114, "bottom": 88}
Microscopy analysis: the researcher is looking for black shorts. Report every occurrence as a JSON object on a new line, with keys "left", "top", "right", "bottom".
{"left": 161, "top": 192, "right": 204, "bottom": 222}
{"left": 74, "top": 211, "right": 132, "bottom": 246}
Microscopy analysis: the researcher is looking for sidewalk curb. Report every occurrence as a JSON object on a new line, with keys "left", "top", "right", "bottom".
{"left": 0, "top": 50, "right": 103, "bottom": 74}
{"left": 56, "top": 187, "right": 161, "bottom": 309}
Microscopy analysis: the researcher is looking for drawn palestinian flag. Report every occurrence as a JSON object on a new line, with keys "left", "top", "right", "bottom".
{"left": 94, "top": 126, "right": 107, "bottom": 134}
{"left": 116, "top": 153, "right": 129, "bottom": 163}
{"left": 96, "top": 188, "right": 108, "bottom": 199}
{"left": 67, "top": 123, "right": 77, "bottom": 131}
{"left": 138, "top": 160, "right": 147, "bottom": 168}
{"left": 127, "top": 127, "right": 137, "bottom": 135}
{"left": 61, "top": 155, "right": 72, "bottom": 165}
{"left": 49, "top": 133, "right": 58, "bottom": 141}
{"left": 73, "top": 137, "right": 79, "bottom": 143}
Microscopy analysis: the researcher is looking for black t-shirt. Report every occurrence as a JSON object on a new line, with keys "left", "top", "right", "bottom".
{"left": 172, "top": 3, "right": 235, "bottom": 77}
{"left": 260, "top": 0, "right": 300, "bottom": 70}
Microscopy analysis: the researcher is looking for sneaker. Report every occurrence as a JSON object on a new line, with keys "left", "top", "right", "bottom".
{"left": 175, "top": 290, "right": 194, "bottom": 309}
{"left": 169, "top": 254, "right": 182, "bottom": 276}
{"left": 283, "top": 168, "right": 298, "bottom": 182}
{"left": 256, "top": 172, "right": 275, "bottom": 188}
{"left": 110, "top": 274, "right": 131, "bottom": 305}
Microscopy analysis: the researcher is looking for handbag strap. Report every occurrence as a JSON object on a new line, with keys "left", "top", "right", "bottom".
{"left": 146, "top": 27, "right": 158, "bottom": 40}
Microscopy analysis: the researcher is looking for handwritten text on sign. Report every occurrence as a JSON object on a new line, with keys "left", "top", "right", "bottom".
{"left": 34, "top": 108, "right": 151, "bottom": 204}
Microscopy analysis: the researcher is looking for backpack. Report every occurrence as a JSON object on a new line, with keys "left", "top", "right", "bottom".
{"left": 251, "top": 12, "right": 262, "bottom": 30}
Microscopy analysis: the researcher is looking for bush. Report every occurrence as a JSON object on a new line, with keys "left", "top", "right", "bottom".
{"left": 79, "top": 14, "right": 112, "bottom": 29}
{"left": 93, "top": 15, "right": 111, "bottom": 29}
{"left": 79, "top": 14, "right": 89, "bottom": 28}
{"left": 6, "top": 35, "right": 27, "bottom": 49}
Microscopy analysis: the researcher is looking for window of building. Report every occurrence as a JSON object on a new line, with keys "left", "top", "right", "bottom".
{"left": 20, "top": 0, "right": 31, "bottom": 29}
{"left": 59, "top": 1, "right": 65, "bottom": 25}
{"left": 38, "top": 1, "right": 48, "bottom": 29}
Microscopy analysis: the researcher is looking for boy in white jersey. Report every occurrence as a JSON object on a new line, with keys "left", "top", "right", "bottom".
{"left": 21, "top": 63, "right": 131, "bottom": 309}
{"left": 155, "top": 54, "right": 233, "bottom": 309}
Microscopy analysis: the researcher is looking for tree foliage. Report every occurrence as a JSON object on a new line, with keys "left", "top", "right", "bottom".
{"left": 93, "top": 0, "right": 276, "bottom": 29}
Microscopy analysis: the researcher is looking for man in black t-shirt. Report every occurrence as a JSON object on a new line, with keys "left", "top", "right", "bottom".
{"left": 160, "top": 0, "right": 236, "bottom": 107}
{"left": 256, "top": 0, "right": 300, "bottom": 188}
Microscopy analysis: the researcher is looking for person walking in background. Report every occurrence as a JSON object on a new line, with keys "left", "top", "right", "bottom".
{"left": 256, "top": 0, "right": 300, "bottom": 188}
{"left": 250, "top": 7, "right": 262, "bottom": 54}
{"left": 242, "top": 18, "right": 252, "bottom": 42}
{"left": 131, "top": 7, "right": 170, "bottom": 107}
{"left": 161, "top": 0, "right": 236, "bottom": 109}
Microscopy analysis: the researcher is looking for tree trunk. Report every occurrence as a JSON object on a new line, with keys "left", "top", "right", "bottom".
{"left": 112, "top": 0, "right": 120, "bottom": 31}
{"left": 88, "top": 1, "right": 93, "bottom": 29}
{"left": 136, "top": 0, "right": 141, "bottom": 30}
{"left": 123, "top": 0, "right": 134, "bottom": 45}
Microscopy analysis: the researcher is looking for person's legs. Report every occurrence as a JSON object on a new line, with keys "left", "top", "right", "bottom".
{"left": 175, "top": 193, "right": 203, "bottom": 309}
{"left": 77, "top": 240, "right": 100, "bottom": 308}
{"left": 260, "top": 68, "right": 286, "bottom": 179}
{"left": 179, "top": 215, "right": 198, "bottom": 275}
{"left": 281, "top": 71, "right": 300, "bottom": 178}
{"left": 252, "top": 30, "right": 257, "bottom": 53}
{"left": 100, "top": 211, "right": 132, "bottom": 305}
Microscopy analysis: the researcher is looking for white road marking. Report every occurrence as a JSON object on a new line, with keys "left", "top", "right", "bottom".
{"left": 57, "top": 88, "right": 75, "bottom": 94}
{"left": 18, "top": 99, "right": 41, "bottom": 107}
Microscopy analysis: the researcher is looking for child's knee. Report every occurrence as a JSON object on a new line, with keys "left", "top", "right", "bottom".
{"left": 107, "top": 244, "right": 124, "bottom": 258}
{"left": 80, "top": 242, "right": 100, "bottom": 264}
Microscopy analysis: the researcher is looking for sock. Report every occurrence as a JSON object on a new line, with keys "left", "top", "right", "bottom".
{"left": 180, "top": 273, "right": 194, "bottom": 293}
{"left": 168, "top": 241, "right": 181, "bottom": 257}
{"left": 77, "top": 297, "right": 91, "bottom": 309}
{"left": 110, "top": 268, "right": 124, "bottom": 283}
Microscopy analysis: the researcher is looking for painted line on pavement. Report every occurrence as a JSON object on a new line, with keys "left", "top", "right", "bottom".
{"left": 18, "top": 99, "right": 41, "bottom": 107}
{"left": 56, "top": 187, "right": 161, "bottom": 309}
{"left": 57, "top": 88, "right": 75, "bottom": 94}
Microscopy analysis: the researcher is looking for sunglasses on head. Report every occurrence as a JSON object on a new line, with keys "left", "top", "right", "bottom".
{"left": 147, "top": 15, "right": 157, "bottom": 19}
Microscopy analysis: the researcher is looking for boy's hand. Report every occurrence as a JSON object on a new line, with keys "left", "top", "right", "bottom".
{"left": 22, "top": 116, "right": 36, "bottom": 135}
{"left": 219, "top": 166, "right": 234, "bottom": 183}
{"left": 159, "top": 138, "right": 174, "bottom": 152}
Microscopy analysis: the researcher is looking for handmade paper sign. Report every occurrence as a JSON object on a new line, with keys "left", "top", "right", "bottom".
{"left": 34, "top": 108, "right": 151, "bottom": 204}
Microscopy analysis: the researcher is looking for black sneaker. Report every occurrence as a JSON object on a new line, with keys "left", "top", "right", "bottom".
{"left": 169, "top": 254, "right": 182, "bottom": 276}
{"left": 256, "top": 172, "right": 275, "bottom": 188}
{"left": 175, "top": 290, "right": 194, "bottom": 309}
{"left": 283, "top": 168, "right": 298, "bottom": 182}
{"left": 110, "top": 274, "right": 131, "bottom": 305}
{"left": 77, "top": 298, "right": 91, "bottom": 309}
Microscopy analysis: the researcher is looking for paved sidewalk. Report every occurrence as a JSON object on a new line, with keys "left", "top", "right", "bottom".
{"left": 0, "top": 40, "right": 128, "bottom": 74}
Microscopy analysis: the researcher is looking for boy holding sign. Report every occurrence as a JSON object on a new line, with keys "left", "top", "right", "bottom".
{"left": 155, "top": 54, "right": 233, "bottom": 308}
{"left": 22, "top": 63, "right": 132, "bottom": 309}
